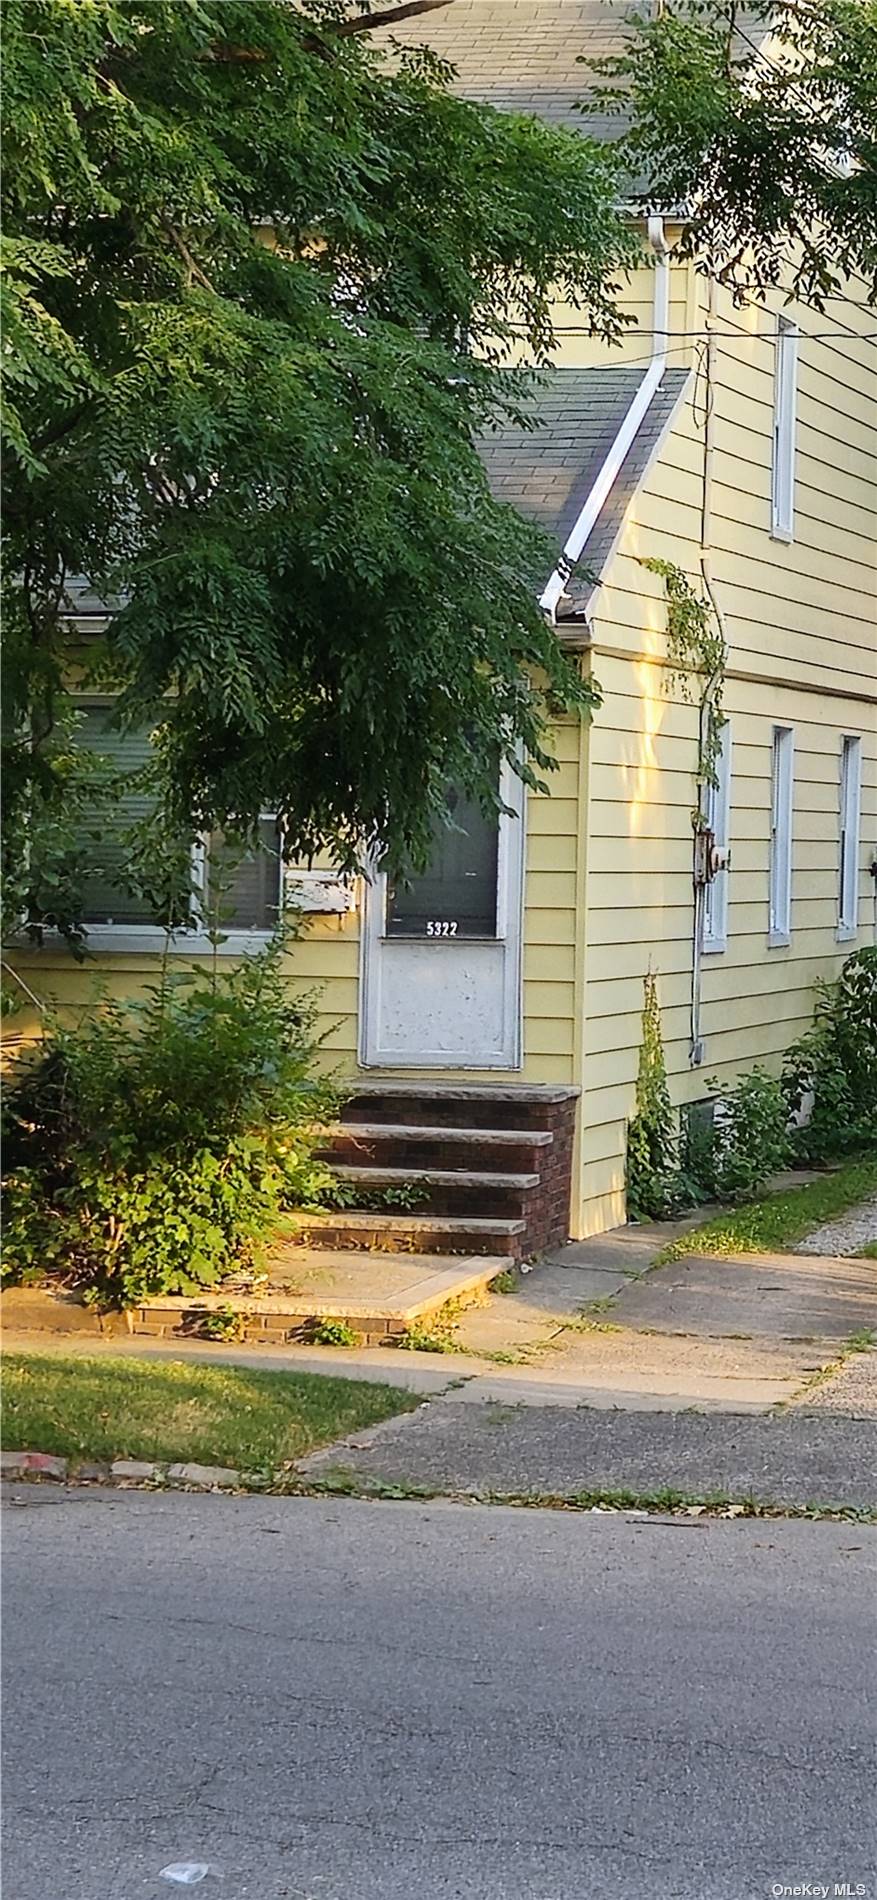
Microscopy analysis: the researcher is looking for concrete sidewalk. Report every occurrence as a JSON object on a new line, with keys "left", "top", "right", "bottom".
{"left": 4, "top": 1205, "right": 875, "bottom": 1415}
{"left": 299, "top": 1392, "right": 877, "bottom": 1511}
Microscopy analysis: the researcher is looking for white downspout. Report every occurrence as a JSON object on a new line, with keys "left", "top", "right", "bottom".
{"left": 540, "top": 216, "right": 670, "bottom": 621}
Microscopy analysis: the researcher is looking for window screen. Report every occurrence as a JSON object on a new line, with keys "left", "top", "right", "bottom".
{"left": 204, "top": 820, "right": 284, "bottom": 932}
{"left": 74, "top": 703, "right": 158, "bottom": 925}
{"left": 769, "top": 725, "right": 794, "bottom": 943}
{"left": 73, "top": 703, "right": 282, "bottom": 933}
{"left": 838, "top": 735, "right": 862, "bottom": 939}
{"left": 386, "top": 785, "right": 499, "bottom": 939}
{"left": 771, "top": 318, "right": 798, "bottom": 539}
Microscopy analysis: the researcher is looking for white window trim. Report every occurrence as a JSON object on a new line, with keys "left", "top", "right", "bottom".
{"left": 70, "top": 922, "right": 278, "bottom": 958}
{"left": 771, "top": 316, "right": 798, "bottom": 542}
{"left": 837, "top": 734, "right": 862, "bottom": 943}
{"left": 768, "top": 725, "right": 794, "bottom": 947}
{"left": 702, "top": 722, "right": 732, "bottom": 954}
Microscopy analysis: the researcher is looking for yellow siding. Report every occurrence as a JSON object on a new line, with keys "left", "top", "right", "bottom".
{"left": 6, "top": 245, "right": 875, "bottom": 1249}
{"left": 7, "top": 717, "right": 586, "bottom": 1100}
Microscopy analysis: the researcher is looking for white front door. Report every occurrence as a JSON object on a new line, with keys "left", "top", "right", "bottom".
{"left": 359, "top": 762, "right": 525, "bottom": 1069}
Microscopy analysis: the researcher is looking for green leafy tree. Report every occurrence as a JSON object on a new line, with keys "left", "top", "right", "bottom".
{"left": 595, "top": 0, "right": 877, "bottom": 308}
{"left": 1, "top": 0, "right": 637, "bottom": 931}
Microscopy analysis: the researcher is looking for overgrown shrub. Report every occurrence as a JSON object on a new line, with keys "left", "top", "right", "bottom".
{"left": 625, "top": 950, "right": 875, "bottom": 1224}
{"left": 783, "top": 948, "right": 877, "bottom": 1163}
{"left": 701, "top": 1067, "right": 791, "bottom": 1203}
{"left": 1, "top": 938, "right": 337, "bottom": 1307}
{"left": 626, "top": 973, "right": 688, "bottom": 1220}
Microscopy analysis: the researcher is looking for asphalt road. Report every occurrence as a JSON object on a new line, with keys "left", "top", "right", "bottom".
{"left": 3, "top": 1486, "right": 876, "bottom": 1900}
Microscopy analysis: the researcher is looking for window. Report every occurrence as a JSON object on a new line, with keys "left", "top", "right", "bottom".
{"left": 768, "top": 725, "right": 794, "bottom": 946}
{"left": 72, "top": 701, "right": 283, "bottom": 945}
{"left": 838, "top": 735, "right": 862, "bottom": 941}
{"left": 702, "top": 721, "right": 732, "bottom": 954}
{"left": 386, "top": 774, "right": 500, "bottom": 940}
{"left": 771, "top": 317, "right": 798, "bottom": 540}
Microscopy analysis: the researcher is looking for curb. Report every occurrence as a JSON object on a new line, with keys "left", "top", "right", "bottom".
{"left": 1, "top": 1450, "right": 242, "bottom": 1491}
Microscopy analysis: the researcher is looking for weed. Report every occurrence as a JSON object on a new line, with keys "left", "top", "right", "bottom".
{"left": 656, "top": 1158, "right": 877, "bottom": 1263}
{"left": 195, "top": 1305, "right": 246, "bottom": 1343}
{"left": 489, "top": 1269, "right": 519, "bottom": 1295}
{"left": 307, "top": 1318, "right": 361, "bottom": 1348}
{"left": 776, "top": 1327, "right": 876, "bottom": 1408}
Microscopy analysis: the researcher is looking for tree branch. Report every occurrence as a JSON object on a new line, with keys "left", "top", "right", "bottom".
{"left": 160, "top": 218, "right": 216, "bottom": 294}
{"left": 334, "top": 0, "right": 456, "bottom": 37}
{"left": 31, "top": 400, "right": 93, "bottom": 458}
{"left": 210, "top": 2, "right": 455, "bottom": 64}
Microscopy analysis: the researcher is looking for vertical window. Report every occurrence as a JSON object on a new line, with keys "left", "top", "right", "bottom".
{"left": 768, "top": 726, "right": 794, "bottom": 945}
{"left": 703, "top": 721, "right": 732, "bottom": 954}
{"left": 71, "top": 700, "right": 282, "bottom": 939}
{"left": 771, "top": 316, "right": 798, "bottom": 540}
{"left": 386, "top": 774, "right": 500, "bottom": 939}
{"left": 838, "top": 735, "right": 862, "bottom": 941}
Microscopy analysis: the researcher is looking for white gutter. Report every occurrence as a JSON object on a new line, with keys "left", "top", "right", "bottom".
{"left": 539, "top": 216, "right": 670, "bottom": 622}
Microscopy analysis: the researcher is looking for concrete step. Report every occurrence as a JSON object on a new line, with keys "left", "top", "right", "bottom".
{"left": 322, "top": 1122, "right": 553, "bottom": 1175}
{"left": 130, "top": 1249, "right": 504, "bottom": 1347}
{"left": 344, "top": 1080, "right": 579, "bottom": 1132}
{"left": 328, "top": 1163, "right": 540, "bottom": 1218}
{"left": 329, "top": 1123, "right": 554, "bottom": 1146}
{"left": 290, "top": 1210, "right": 527, "bottom": 1258}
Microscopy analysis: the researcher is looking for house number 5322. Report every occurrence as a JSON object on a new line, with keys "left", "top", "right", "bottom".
{"left": 426, "top": 920, "right": 458, "bottom": 936}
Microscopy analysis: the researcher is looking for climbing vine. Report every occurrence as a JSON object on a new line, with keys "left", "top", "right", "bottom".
{"left": 640, "top": 559, "right": 727, "bottom": 824}
{"left": 626, "top": 971, "right": 680, "bottom": 1220}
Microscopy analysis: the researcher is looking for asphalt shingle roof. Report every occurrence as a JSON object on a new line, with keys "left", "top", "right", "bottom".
{"left": 478, "top": 365, "right": 689, "bottom": 601}
{"left": 372, "top": 0, "right": 639, "bottom": 139}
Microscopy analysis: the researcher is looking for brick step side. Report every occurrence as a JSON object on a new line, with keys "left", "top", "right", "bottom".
{"left": 130, "top": 1253, "right": 504, "bottom": 1347}
{"left": 298, "top": 1081, "right": 580, "bottom": 1255}
{"left": 290, "top": 1211, "right": 527, "bottom": 1258}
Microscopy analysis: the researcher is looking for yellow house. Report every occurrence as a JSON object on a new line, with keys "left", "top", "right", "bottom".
{"left": 8, "top": 0, "right": 876, "bottom": 1247}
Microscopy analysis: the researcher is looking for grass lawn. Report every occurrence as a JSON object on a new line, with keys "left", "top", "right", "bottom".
{"left": 1, "top": 1352, "right": 418, "bottom": 1472}
{"left": 656, "top": 1157, "right": 877, "bottom": 1264}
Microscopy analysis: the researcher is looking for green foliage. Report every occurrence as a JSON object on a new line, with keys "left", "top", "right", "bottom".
{"left": 641, "top": 559, "right": 727, "bottom": 819}
{"left": 657, "top": 1158, "right": 877, "bottom": 1263}
{"left": 627, "top": 957, "right": 873, "bottom": 1225}
{"left": 783, "top": 948, "right": 877, "bottom": 1163}
{"left": 626, "top": 972, "right": 685, "bottom": 1220}
{"left": 594, "top": 0, "right": 877, "bottom": 308}
{"left": 395, "top": 1319, "right": 459, "bottom": 1354}
{"left": 314, "top": 1175, "right": 430, "bottom": 1213}
{"left": 701, "top": 1068, "right": 791, "bottom": 1204}
{"left": 1, "top": 937, "right": 336, "bottom": 1306}
{"left": 196, "top": 1305, "right": 247, "bottom": 1343}
{"left": 2, "top": 0, "right": 637, "bottom": 932}
{"left": 308, "top": 1318, "right": 361, "bottom": 1348}
{"left": 2, "top": 1350, "right": 417, "bottom": 1469}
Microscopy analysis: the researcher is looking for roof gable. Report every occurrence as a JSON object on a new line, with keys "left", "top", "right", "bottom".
{"left": 478, "top": 365, "right": 689, "bottom": 604}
